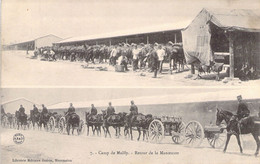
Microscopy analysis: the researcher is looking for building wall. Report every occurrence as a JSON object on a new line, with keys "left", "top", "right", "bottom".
{"left": 34, "top": 35, "right": 62, "bottom": 49}
{"left": 49, "top": 98, "right": 260, "bottom": 127}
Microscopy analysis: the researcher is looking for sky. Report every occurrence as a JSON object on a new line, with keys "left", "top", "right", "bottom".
{"left": 1, "top": 0, "right": 260, "bottom": 45}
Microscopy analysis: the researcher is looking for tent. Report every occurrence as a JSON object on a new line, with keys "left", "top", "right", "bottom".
{"left": 182, "top": 8, "right": 260, "bottom": 78}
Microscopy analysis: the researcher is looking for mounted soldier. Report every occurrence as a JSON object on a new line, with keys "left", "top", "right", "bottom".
{"left": 32, "top": 104, "right": 39, "bottom": 114}
{"left": 65, "top": 103, "right": 76, "bottom": 123}
{"left": 87, "top": 104, "right": 98, "bottom": 121}
{"left": 19, "top": 105, "right": 26, "bottom": 116}
{"left": 227, "top": 95, "right": 250, "bottom": 134}
{"left": 129, "top": 100, "right": 138, "bottom": 121}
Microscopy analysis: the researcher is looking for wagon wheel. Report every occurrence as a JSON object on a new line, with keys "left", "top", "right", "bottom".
{"left": 148, "top": 119, "right": 164, "bottom": 143}
{"left": 78, "top": 120, "right": 85, "bottom": 135}
{"left": 58, "top": 117, "right": 66, "bottom": 134}
{"left": 207, "top": 129, "right": 227, "bottom": 148}
{"left": 48, "top": 116, "right": 56, "bottom": 133}
{"left": 172, "top": 121, "right": 186, "bottom": 144}
{"left": 185, "top": 121, "right": 204, "bottom": 147}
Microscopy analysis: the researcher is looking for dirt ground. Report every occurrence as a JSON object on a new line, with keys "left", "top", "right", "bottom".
{"left": 1, "top": 127, "right": 259, "bottom": 164}
{"left": 2, "top": 51, "right": 259, "bottom": 87}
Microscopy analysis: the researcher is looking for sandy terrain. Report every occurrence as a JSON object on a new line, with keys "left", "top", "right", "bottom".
{"left": 1, "top": 127, "right": 259, "bottom": 164}
{"left": 2, "top": 51, "right": 259, "bottom": 87}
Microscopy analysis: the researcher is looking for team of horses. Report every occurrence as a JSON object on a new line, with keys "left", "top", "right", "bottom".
{"left": 1, "top": 110, "right": 83, "bottom": 136}
{"left": 2, "top": 107, "right": 259, "bottom": 156}
{"left": 34, "top": 43, "right": 187, "bottom": 73}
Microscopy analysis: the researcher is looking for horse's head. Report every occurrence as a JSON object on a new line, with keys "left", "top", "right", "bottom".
{"left": 216, "top": 108, "right": 233, "bottom": 126}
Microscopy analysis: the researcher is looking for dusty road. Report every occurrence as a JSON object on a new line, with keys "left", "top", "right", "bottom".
{"left": 2, "top": 51, "right": 259, "bottom": 87}
{"left": 1, "top": 127, "right": 259, "bottom": 164}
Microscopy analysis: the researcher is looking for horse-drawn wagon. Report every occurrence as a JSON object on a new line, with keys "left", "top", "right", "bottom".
{"left": 148, "top": 116, "right": 226, "bottom": 148}
{"left": 148, "top": 116, "right": 186, "bottom": 144}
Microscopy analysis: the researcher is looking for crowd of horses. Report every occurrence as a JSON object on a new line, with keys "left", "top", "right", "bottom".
{"left": 34, "top": 42, "right": 187, "bottom": 73}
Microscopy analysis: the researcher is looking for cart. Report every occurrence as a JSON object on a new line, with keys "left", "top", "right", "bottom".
{"left": 184, "top": 121, "right": 226, "bottom": 148}
{"left": 58, "top": 116, "right": 85, "bottom": 135}
{"left": 148, "top": 116, "right": 186, "bottom": 144}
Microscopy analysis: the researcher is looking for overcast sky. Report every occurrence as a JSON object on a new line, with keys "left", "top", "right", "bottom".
{"left": 1, "top": 0, "right": 260, "bottom": 44}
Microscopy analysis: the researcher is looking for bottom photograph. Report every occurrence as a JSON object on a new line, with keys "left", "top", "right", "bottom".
{"left": 1, "top": 88, "right": 260, "bottom": 164}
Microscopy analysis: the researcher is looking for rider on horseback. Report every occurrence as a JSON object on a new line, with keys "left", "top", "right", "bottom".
{"left": 1, "top": 105, "right": 6, "bottom": 116}
{"left": 65, "top": 103, "right": 75, "bottom": 123}
{"left": 129, "top": 101, "right": 138, "bottom": 122}
{"left": 106, "top": 102, "right": 115, "bottom": 122}
{"left": 227, "top": 95, "right": 250, "bottom": 134}
{"left": 19, "top": 105, "right": 26, "bottom": 116}
{"left": 32, "top": 104, "right": 39, "bottom": 114}
{"left": 88, "top": 104, "right": 97, "bottom": 121}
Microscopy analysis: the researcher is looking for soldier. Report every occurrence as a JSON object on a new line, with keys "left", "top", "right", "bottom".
{"left": 65, "top": 103, "right": 75, "bottom": 121}
{"left": 106, "top": 102, "right": 115, "bottom": 118}
{"left": 150, "top": 44, "right": 159, "bottom": 78}
{"left": 156, "top": 44, "right": 166, "bottom": 74}
{"left": 18, "top": 105, "right": 26, "bottom": 117}
{"left": 132, "top": 45, "right": 140, "bottom": 71}
{"left": 236, "top": 95, "right": 250, "bottom": 120}
{"left": 129, "top": 100, "right": 138, "bottom": 116}
{"left": 42, "top": 104, "right": 48, "bottom": 114}
{"left": 90, "top": 104, "right": 97, "bottom": 116}
{"left": 32, "top": 104, "right": 39, "bottom": 114}
{"left": 1, "top": 105, "right": 6, "bottom": 117}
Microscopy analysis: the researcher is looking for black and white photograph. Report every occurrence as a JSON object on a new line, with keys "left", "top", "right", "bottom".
{"left": 1, "top": 0, "right": 260, "bottom": 164}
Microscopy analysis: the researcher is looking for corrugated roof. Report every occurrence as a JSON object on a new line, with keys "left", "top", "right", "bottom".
{"left": 48, "top": 89, "right": 260, "bottom": 110}
{"left": 207, "top": 8, "right": 260, "bottom": 32}
{"left": 55, "top": 21, "right": 190, "bottom": 44}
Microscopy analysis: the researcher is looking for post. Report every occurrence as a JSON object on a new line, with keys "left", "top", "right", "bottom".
{"left": 229, "top": 32, "right": 234, "bottom": 79}
{"left": 109, "top": 40, "right": 111, "bottom": 46}
{"left": 191, "top": 64, "right": 195, "bottom": 74}
{"left": 126, "top": 38, "right": 128, "bottom": 44}
{"left": 146, "top": 36, "right": 149, "bottom": 44}
{"left": 174, "top": 33, "right": 177, "bottom": 43}
{"left": 96, "top": 41, "right": 98, "bottom": 45}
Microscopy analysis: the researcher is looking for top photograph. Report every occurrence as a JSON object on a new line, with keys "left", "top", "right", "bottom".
{"left": 1, "top": 0, "right": 260, "bottom": 87}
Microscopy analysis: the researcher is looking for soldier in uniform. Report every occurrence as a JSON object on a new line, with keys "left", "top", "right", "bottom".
{"left": 106, "top": 102, "right": 115, "bottom": 122}
{"left": 1, "top": 105, "right": 6, "bottom": 119}
{"left": 32, "top": 104, "right": 39, "bottom": 114}
{"left": 227, "top": 95, "right": 250, "bottom": 134}
{"left": 236, "top": 95, "right": 250, "bottom": 120}
{"left": 129, "top": 100, "right": 138, "bottom": 119}
{"left": 42, "top": 104, "right": 48, "bottom": 114}
{"left": 66, "top": 103, "right": 75, "bottom": 122}
{"left": 150, "top": 43, "right": 159, "bottom": 78}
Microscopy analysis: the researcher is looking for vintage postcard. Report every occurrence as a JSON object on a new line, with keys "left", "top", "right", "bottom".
{"left": 1, "top": 0, "right": 260, "bottom": 164}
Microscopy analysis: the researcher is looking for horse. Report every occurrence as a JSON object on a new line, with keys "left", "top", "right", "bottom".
{"left": 102, "top": 111, "right": 127, "bottom": 138}
{"left": 125, "top": 113, "right": 153, "bottom": 141}
{"left": 1, "top": 114, "right": 8, "bottom": 127}
{"left": 39, "top": 112, "right": 51, "bottom": 131}
{"left": 30, "top": 110, "right": 40, "bottom": 130}
{"left": 216, "top": 108, "right": 260, "bottom": 156}
{"left": 66, "top": 112, "right": 81, "bottom": 135}
{"left": 15, "top": 111, "right": 28, "bottom": 130}
{"left": 85, "top": 112, "right": 104, "bottom": 136}
{"left": 6, "top": 113, "right": 15, "bottom": 128}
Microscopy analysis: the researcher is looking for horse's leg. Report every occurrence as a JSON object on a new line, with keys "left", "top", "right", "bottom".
{"left": 107, "top": 127, "right": 111, "bottom": 138}
{"left": 87, "top": 125, "right": 89, "bottom": 136}
{"left": 252, "top": 133, "right": 260, "bottom": 156}
{"left": 137, "top": 127, "right": 141, "bottom": 141}
{"left": 235, "top": 134, "right": 243, "bottom": 153}
{"left": 223, "top": 133, "right": 231, "bottom": 153}
{"left": 143, "top": 129, "right": 145, "bottom": 141}
{"left": 130, "top": 126, "right": 133, "bottom": 140}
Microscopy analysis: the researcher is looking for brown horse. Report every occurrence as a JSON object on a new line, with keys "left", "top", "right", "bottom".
{"left": 125, "top": 113, "right": 153, "bottom": 141}
{"left": 66, "top": 112, "right": 81, "bottom": 135}
{"left": 85, "top": 112, "right": 104, "bottom": 136}
{"left": 102, "top": 111, "right": 127, "bottom": 138}
{"left": 216, "top": 108, "right": 260, "bottom": 156}
{"left": 15, "top": 111, "right": 28, "bottom": 130}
